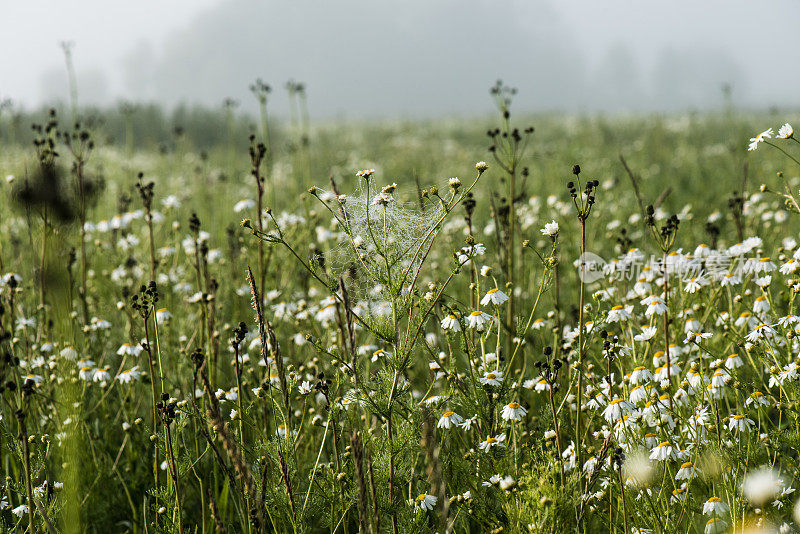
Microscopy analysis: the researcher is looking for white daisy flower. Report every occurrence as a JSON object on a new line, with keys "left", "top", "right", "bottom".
{"left": 479, "top": 370, "right": 503, "bottom": 387}
{"left": 500, "top": 402, "right": 527, "bottom": 421}
{"left": 480, "top": 288, "right": 509, "bottom": 306}
{"left": 705, "top": 518, "right": 727, "bottom": 534}
{"left": 727, "top": 414, "right": 754, "bottom": 432}
{"left": 702, "top": 497, "right": 729, "bottom": 516}
{"left": 746, "top": 392, "right": 770, "bottom": 407}
{"left": 117, "top": 343, "right": 142, "bottom": 356}
{"left": 630, "top": 366, "right": 653, "bottom": 385}
{"left": 724, "top": 353, "right": 744, "bottom": 369}
{"left": 634, "top": 327, "right": 658, "bottom": 342}
{"left": 675, "top": 461, "right": 699, "bottom": 480}
{"left": 437, "top": 410, "right": 464, "bottom": 429}
{"left": 606, "top": 305, "right": 633, "bottom": 323}
{"left": 649, "top": 441, "right": 675, "bottom": 461}
{"left": 478, "top": 433, "right": 506, "bottom": 452}
{"left": 409, "top": 493, "right": 437, "bottom": 512}
{"left": 747, "top": 128, "right": 773, "bottom": 151}
{"left": 155, "top": 308, "right": 172, "bottom": 324}
{"left": 603, "top": 398, "right": 635, "bottom": 423}
{"left": 465, "top": 310, "right": 492, "bottom": 330}
{"left": 11, "top": 505, "right": 29, "bottom": 517}
{"left": 777, "top": 123, "right": 794, "bottom": 140}
{"left": 117, "top": 366, "right": 142, "bottom": 384}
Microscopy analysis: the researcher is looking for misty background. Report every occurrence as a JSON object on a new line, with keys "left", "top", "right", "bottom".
{"left": 2, "top": 0, "right": 799, "bottom": 119}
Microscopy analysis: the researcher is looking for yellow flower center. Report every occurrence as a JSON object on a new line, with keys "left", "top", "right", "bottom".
{"left": 416, "top": 494, "right": 426, "bottom": 502}
{"left": 485, "top": 373, "right": 496, "bottom": 380}
{"left": 508, "top": 402, "right": 519, "bottom": 409}
{"left": 680, "top": 462, "right": 693, "bottom": 469}
{"left": 486, "top": 437, "right": 496, "bottom": 444}
{"left": 487, "top": 288, "right": 499, "bottom": 294}
{"left": 658, "top": 442, "right": 669, "bottom": 448}
{"left": 443, "top": 411, "right": 454, "bottom": 418}
{"left": 612, "top": 305, "right": 623, "bottom": 310}
{"left": 708, "top": 497, "right": 721, "bottom": 503}
{"left": 470, "top": 311, "right": 483, "bottom": 317}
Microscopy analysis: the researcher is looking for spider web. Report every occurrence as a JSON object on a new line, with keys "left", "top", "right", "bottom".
{"left": 314, "top": 183, "right": 446, "bottom": 311}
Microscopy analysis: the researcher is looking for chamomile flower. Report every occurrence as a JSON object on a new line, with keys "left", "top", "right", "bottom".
{"left": 79, "top": 366, "right": 95, "bottom": 381}
{"left": 11, "top": 504, "right": 29, "bottom": 517}
{"left": 479, "top": 370, "right": 503, "bottom": 387}
{"left": 480, "top": 288, "right": 509, "bottom": 306}
{"left": 478, "top": 433, "right": 506, "bottom": 452}
{"left": 777, "top": 123, "right": 794, "bottom": 140}
{"left": 747, "top": 128, "right": 773, "bottom": 151}
{"left": 117, "top": 343, "right": 142, "bottom": 356}
{"left": 440, "top": 313, "right": 461, "bottom": 331}
{"left": 753, "top": 295, "right": 770, "bottom": 314}
{"left": 155, "top": 308, "right": 172, "bottom": 324}
{"left": 603, "top": 398, "right": 635, "bottom": 423}
{"left": 634, "top": 327, "right": 658, "bottom": 342}
{"left": 437, "top": 411, "right": 464, "bottom": 429}
{"left": 630, "top": 366, "right": 654, "bottom": 385}
{"left": 649, "top": 441, "right": 675, "bottom": 461}
{"left": 725, "top": 353, "right": 744, "bottom": 369}
{"left": 745, "top": 324, "right": 775, "bottom": 343}
{"left": 607, "top": 305, "right": 633, "bottom": 323}
{"left": 704, "top": 518, "right": 727, "bottom": 534}
{"left": 409, "top": 493, "right": 437, "bottom": 512}
{"left": 702, "top": 497, "right": 729, "bottom": 516}
{"left": 746, "top": 391, "right": 770, "bottom": 407}
{"left": 465, "top": 310, "right": 492, "bottom": 330}
{"left": 684, "top": 276, "right": 709, "bottom": 294}
{"left": 671, "top": 487, "right": 687, "bottom": 503}
{"left": 583, "top": 456, "right": 598, "bottom": 474}
{"left": 500, "top": 402, "right": 527, "bottom": 421}
{"left": 727, "top": 414, "right": 755, "bottom": 432}
{"left": 675, "top": 461, "right": 699, "bottom": 480}
{"left": 117, "top": 366, "right": 142, "bottom": 384}
{"left": 93, "top": 367, "right": 111, "bottom": 383}
{"left": 641, "top": 295, "right": 667, "bottom": 317}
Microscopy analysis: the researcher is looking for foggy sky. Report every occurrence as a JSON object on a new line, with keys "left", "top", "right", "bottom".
{"left": 2, "top": 0, "right": 799, "bottom": 118}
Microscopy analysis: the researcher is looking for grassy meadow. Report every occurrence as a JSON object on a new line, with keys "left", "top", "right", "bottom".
{"left": 1, "top": 88, "right": 800, "bottom": 533}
